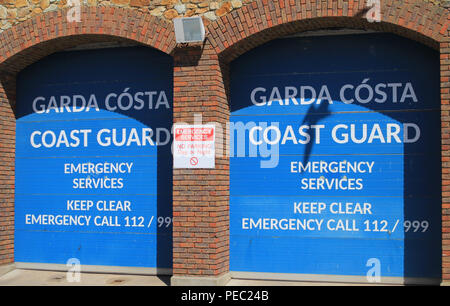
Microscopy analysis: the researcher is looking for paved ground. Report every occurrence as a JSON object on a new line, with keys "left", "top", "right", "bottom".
{"left": 0, "top": 268, "right": 393, "bottom": 286}
{"left": 227, "top": 278, "right": 381, "bottom": 286}
{"left": 0, "top": 269, "right": 170, "bottom": 286}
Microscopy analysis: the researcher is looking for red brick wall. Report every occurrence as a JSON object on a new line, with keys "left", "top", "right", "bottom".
{"left": 0, "top": 0, "right": 448, "bottom": 283}
{"left": 172, "top": 41, "right": 230, "bottom": 277}
{"left": 0, "top": 80, "right": 15, "bottom": 266}
{"left": 442, "top": 37, "right": 450, "bottom": 281}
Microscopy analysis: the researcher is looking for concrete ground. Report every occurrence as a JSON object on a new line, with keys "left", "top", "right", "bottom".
{"left": 0, "top": 268, "right": 170, "bottom": 286}
{"left": 227, "top": 278, "right": 383, "bottom": 286}
{"left": 0, "top": 268, "right": 393, "bottom": 286}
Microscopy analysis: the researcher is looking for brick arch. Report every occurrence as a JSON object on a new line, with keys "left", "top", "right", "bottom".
{"left": 0, "top": 6, "right": 176, "bottom": 64}
{"left": 206, "top": 0, "right": 448, "bottom": 62}
{"left": 0, "top": 6, "right": 177, "bottom": 108}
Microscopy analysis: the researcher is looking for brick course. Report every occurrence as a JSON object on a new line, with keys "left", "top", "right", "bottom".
{"left": 442, "top": 35, "right": 450, "bottom": 280}
{"left": 0, "top": 0, "right": 448, "bottom": 283}
{"left": 0, "top": 82, "right": 14, "bottom": 266}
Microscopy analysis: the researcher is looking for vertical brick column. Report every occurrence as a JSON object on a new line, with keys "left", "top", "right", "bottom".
{"left": 442, "top": 36, "right": 450, "bottom": 284}
{"left": 171, "top": 40, "right": 230, "bottom": 286}
{"left": 0, "top": 80, "right": 15, "bottom": 267}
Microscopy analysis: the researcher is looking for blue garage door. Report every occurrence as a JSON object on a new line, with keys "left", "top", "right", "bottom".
{"left": 15, "top": 46, "right": 173, "bottom": 271}
{"left": 230, "top": 33, "right": 441, "bottom": 282}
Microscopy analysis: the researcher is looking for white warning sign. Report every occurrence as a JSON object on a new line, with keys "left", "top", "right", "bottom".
{"left": 173, "top": 125, "right": 215, "bottom": 169}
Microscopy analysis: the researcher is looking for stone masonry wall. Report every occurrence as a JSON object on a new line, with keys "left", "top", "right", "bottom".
{"left": 0, "top": 1, "right": 447, "bottom": 33}
{"left": 0, "top": 0, "right": 256, "bottom": 32}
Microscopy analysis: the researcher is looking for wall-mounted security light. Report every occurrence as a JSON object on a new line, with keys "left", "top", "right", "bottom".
{"left": 173, "top": 16, "right": 206, "bottom": 44}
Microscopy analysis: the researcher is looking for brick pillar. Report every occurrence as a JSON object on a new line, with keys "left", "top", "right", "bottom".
{"left": 442, "top": 37, "right": 450, "bottom": 285}
{"left": 0, "top": 80, "right": 15, "bottom": 267}
{"left": 171, "top": 40, "right": 230, "bottom": 286}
